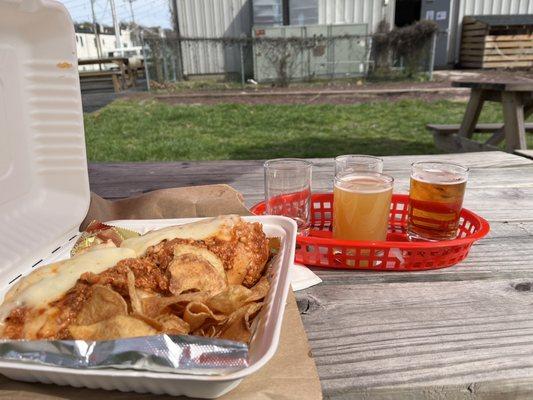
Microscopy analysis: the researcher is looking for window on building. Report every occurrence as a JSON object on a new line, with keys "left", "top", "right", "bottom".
{"left": 94, "top": 38, "right": 97, "bottom": 46}
{"left": 76, "top": 35, "right": 79, "bottom": 43}
{"left": 80, "top": 36, "right": 84, "bottom": 47}
{"left": 102, "top": 38, "right": 106, "bottom": 45}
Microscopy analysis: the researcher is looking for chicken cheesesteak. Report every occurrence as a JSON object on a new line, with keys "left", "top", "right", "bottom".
{"left": 0, "top": 216, "right": 273, "bottom": 343}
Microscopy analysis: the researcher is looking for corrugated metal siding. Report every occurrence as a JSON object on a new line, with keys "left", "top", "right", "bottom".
{"left": 177, "top": 0, "right": 252, "bottom": 75}
{"left": 451, "top": 0, "right": 533, "bottom": 63}
{"left": 460, "top": 0, "right": 533, "bottom": 16}
{"left": 317, "top": 0, "right": 393, "bottom": 31}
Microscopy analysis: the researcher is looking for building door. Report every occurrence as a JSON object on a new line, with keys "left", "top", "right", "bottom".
{"left": 420, "top": 0, "right": 451, "bottom": 68}
{"left": 395, "top": 0, "right": 422, "bottom": 27}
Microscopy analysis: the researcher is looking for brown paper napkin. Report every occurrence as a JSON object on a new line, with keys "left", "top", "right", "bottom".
{"left": 81, "top": 184, "right": 251, "bottom": 230}
{"left": 0, "top": 184, "right": 322, "bottom": 399}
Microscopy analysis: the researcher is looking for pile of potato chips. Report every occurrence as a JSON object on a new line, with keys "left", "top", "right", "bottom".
{"left": 67, "top": 226, "right": 275, "bottom": 344}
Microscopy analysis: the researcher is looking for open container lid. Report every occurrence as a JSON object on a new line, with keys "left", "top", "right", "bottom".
{"left": 0, "top": 0, "right": 89, "bottom": 289}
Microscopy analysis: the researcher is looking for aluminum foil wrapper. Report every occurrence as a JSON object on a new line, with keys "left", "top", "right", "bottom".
{"left": 0, "top": 334, "right": 248, "bottom": 375}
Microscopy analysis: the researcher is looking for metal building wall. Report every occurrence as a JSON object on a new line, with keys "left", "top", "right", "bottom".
{"left": 176, "top": 0, "right": 252, "bottom": 75}
{"left": 317, "top": 0, "right": 394, "bottom": 31}
{"left": 459, "top": 0, "right": 533, "bottom": 16}
{"left": 450, "top": 0, "right": 533, "bottom": 64}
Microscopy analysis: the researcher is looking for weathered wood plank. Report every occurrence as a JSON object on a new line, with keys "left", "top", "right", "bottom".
{"left": 485, "top": 41, "right": 533, "bottom": 48}
{"left": 515, "top": 149, "right": 533, "bottom": 160}
{"left": 461, "top": 42, "right": 486, "bottom": 49}
{"left": 483, "top": 61, "right": 533, "bottom": 68}
{"left": 427, "top": 122, "right": 533, "bottom": 135}
{"left": 298, "top": 278, "right": 533, "bottom": 398}
{"left": 485, "top": 34, "right": 533, "bottom": 42}
{"left": 452, "top": 81, "right": 533, "bottom": 92}
{"left": 502, "top": 91, "right": 528, "bottom": 151}
{"left": 490, "top": 47, "right": 533, "bottom": 54}
{"left": 88, "top": 152, "right": 533, "bottom": 197}
{"left": 462, "top": 29, "right": 489, "bottom": 37}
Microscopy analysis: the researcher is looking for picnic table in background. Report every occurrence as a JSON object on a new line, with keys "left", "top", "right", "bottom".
{"left": 90, "top": 151, "right": 533, "bottom": 399}
{"left": 78, "top": 57, "right": 137, "bottom": 92}
{"left": 428, "top": 79, "right": 533, "bottom": 152}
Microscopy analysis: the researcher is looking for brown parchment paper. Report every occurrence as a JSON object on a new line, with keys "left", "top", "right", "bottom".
{"left": 1, "top": 185, "right": 322, "bottom": 400}
{"left": 81, "top": 184, "right": 252, "bottom": 230}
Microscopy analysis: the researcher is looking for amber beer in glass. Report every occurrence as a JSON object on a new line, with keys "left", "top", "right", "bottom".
{"left": 333, "top": 172, "right": 394, "bottom": 241}
{"left": 407, "top": 162, "right": 469, "bottom": 241}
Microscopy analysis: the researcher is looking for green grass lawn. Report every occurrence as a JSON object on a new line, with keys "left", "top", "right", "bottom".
{"left": 85, "top": 99, "right": 532, "bottom": 162}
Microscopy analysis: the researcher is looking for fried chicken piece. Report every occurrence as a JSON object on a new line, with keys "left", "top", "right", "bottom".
{"left": 206, "top": 220, "right": 269, "bottom": 287}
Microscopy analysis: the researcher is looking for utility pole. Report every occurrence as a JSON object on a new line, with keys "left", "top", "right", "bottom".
{"left": 126, "top": 0, "right": 135, "bottom": 24}
{"left": 90, "top": 0, "right": 103, "bottom": 61}
{"left": 169, "top": 0, "right": 184, "bottom": 80}
{"left": 126, "top": 0, "right": 139, "bottom": 46}
{"left": 109, "top": 0, "right": 123, "bottom": 55}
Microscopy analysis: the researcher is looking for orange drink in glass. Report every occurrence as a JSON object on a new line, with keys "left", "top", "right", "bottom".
{"left": 333, "top": 172, "right": 394, "bottom": 241}
{"left": 407, "top": 161, "right": 468, "bottom": 241}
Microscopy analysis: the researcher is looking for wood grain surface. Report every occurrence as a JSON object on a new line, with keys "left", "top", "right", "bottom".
{"left": 89, "top": 151, "right": 533, "bottom": 399}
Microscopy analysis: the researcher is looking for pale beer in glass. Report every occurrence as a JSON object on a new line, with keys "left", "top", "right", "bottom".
{"left": 333, "top": 172, "right": 393, "bottom": 241}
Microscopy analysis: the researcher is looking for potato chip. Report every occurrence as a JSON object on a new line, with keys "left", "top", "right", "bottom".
{"left": 130, "top": 311, "right": 164, "bottom": 331}
{"left": 206, "top": 285, "right": 252, "bottom": 315}
{"left": 183, "top": 302, "right": 225, "bottom": 332}
{"left": 173, "top": 244, "right": 226, "bottom": 277}
{"left": 142, "top": 292, "right": 208, "bottom": 318}
{"left": 155, "top": 314, "right": 190, "bottom": 335}
{"left": 76, "top": 285, "right": 127, "bottom": 326}
{"left": 125, "top": 267, "right": 142, "bottom": 314}
{"left": 169, "top": 246, "right": 227, "bottom": 295}
{"left": 69, "top": 315, "right": 157, "bottom": 340}
{"left": 217, "top": 302, "right": 263, "bottom": 344}
{"left": 248, "top": 275, "right": 271, "bottom": 303}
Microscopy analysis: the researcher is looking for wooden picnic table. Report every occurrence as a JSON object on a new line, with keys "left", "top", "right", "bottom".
{"left": 89, "top": 151, "right": 533, "bottom": 399}
{"left": 429, "top": 79, "right": 533, "bottom": 152}
{"left": 78, "top": 57, "right": 136, "bottom": 91}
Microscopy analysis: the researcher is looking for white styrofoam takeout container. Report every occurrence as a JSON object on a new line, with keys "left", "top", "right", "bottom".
{"left": 0, "top": 0, "right": 297, "bottom": 397}
{"left": 0, "top": 217, "right": 296, "bottom": 398}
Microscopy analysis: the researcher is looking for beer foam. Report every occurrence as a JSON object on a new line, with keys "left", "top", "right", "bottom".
{"left": 335, "top": 175, "right": 393, "bottom": 193}
{"left": 412, "top": 170, "right": 467, "bottom": 185}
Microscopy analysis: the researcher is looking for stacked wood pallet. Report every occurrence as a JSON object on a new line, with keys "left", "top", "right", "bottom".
{"left": 460, "top": 15, "right": 533, "bottom": 69}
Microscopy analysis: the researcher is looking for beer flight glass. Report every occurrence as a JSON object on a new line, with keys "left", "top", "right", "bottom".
{"left": 263, "top": 156, "right": 468, "bottom": 246}
{"left": 407, "top": 161, "right": 468, "bottom": 241}
{"left": 334, "top": 155, "right": 384, "bottom": 175}
{"left": 264, "top": 158, "right": 312, "bottom": 235}
{"left": 332, "top": 158, "right": 468, "bottom": 243}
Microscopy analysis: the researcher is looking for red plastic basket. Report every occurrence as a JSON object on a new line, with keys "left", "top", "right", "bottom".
{"left": 251, "top": 193, "right": 490, "bottom": 271}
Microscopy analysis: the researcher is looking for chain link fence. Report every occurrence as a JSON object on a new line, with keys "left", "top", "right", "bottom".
{"left": 141, "top": 22, "right": 438, "bottom": 88}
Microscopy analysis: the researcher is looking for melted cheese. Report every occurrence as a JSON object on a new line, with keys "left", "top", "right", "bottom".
{"left": 0, "top": 247, "right": 135, "bottom": 321}
{"left": 121, "top": 215, "right": 240, "bottom": 257}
